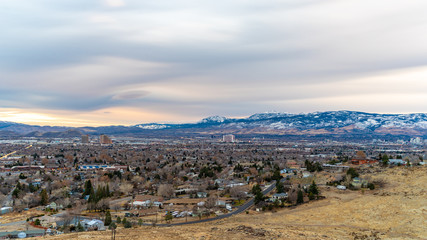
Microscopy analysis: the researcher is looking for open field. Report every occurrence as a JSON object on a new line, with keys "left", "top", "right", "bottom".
{"left": 32, "top": 166, "right": 427, "bottom": 240}
{"left": 0, "top": 208, "right": 44, "bottom": 224}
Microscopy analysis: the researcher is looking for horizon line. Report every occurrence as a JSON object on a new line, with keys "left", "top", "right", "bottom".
{"left": 1, "top": 110, "right": 427, "bottom": 128}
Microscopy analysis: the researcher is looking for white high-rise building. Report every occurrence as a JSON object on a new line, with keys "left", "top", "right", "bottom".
{"left": 222, "top": 134, "right": 235, "bottom": 143}
{"left": 410, "top": 137, "right": 423, "bottom": 145}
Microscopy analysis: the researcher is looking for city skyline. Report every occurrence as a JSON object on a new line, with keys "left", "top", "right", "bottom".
{"left": 2, "top": 0, "right": 427, "bottom": 126}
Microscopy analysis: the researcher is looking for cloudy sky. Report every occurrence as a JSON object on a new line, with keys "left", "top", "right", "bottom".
{"left": 2, "top": 0, "right": 427, "bottom": 126}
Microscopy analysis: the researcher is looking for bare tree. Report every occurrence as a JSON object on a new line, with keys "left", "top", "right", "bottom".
{"left": 61, "top": 211, "right": 74, "bottom": 232}
{"left": 157, "top": 184, "right": 175, "bottom": 199}
{"left": 0, "top": 193, "right": 6, "bottom": 206}
{"left": 96, "top": 198, "right": 110, "bottom": 212}
{"left": 205, "top": 195, "right": 217, "bottom": 215}
{"left": 230, "top": 186, "right": 246, "bottom": 201}
{"left": 119, "top": 183, "right": 133, "bottom": 196}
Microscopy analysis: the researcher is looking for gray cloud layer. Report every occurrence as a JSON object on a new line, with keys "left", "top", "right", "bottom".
{"left": 2, "top": 0, "right": 427, "bottom": 123}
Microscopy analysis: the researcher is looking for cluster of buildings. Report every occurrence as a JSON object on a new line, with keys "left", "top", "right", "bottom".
{"left": 78, "top": 165, "right": 127, "bottom": 171}
{"left": 222, "top": 134, "right": 235, "bottom": 143}
{"left": 81, "top": 134, "right": 113, "bottom": 144}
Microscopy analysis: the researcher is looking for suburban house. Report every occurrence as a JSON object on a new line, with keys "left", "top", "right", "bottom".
{"left": 197, "top": 192, "right": 208, "bottom": 198}
{"left": 280, "top": 168, "right": 296, "bottom": 175}
{"left": 0, "top": 207, "right": 13, "bottom": 215}
{"left": 31, "top": 178, "right": 42, "bottom": 186}
{"left": 271, "top": 193, "right": 288, "bottom": 201}
{"left": 80, "top": 219, "right": 105, "bottom": 231}
{"left": 215, "top": 200, "right": 226, "bottom": 207}
{"left": 132, "top": 195, "right": 164, "bottom": 209}
{"left": 388, "top": 159, "right": 407, "bottom": 165}
{"left": 352, "top": 177, "right": 368, "bottom": 189}
{"left": 46, "top": 202, "right": 59, "bottom": 210}
{"left": 322, "top": 164, "right": 349, "bottom": 172}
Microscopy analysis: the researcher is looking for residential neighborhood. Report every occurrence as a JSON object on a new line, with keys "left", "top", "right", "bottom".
{"left": 0, "top": 136, "right": 426, "bottom": 238}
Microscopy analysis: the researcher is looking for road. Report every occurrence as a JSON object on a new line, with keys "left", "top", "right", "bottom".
{"left": 0, "top": 220, "right": 26, "bottom": 227}
{"left": 148, "top": 178, "right": 284, "bottom": 227}
{"left": 1, "top": 145, "right": 33, "bottom": 207}
{"left": 0, "top": 179, "right": 282, "bottom": 229}
{"left": 0, "top": 145, "right": 32, "bottom": 159}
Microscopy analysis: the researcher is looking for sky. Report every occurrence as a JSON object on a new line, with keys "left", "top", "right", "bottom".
{"left": 2, "top": 0, "right": 427, "bottom": 126}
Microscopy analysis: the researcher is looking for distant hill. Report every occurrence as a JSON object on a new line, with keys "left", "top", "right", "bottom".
{"left": 1, "top": 111, "right": 427, "bottom": 140}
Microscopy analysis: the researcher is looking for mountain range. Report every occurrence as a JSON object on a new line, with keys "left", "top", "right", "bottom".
{"left": 1, "top": 111, "right": 427, "bottom": 140}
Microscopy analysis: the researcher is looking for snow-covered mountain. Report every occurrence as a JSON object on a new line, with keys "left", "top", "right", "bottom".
{"left": 199, "top": 116, "right": 228, "bottom": 123}
{"left": 237, "top": 111, "right": 427, "bottom": 130}
{"left": 134, "top": 123, "right": 170, "bottom": 130}
{"left": 1, "top": 111, "right": 427, "bottom": 139}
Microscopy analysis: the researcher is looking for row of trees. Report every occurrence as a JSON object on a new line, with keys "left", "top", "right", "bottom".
{"left": 84, "top": 180, "right": 111, "bottom": 212}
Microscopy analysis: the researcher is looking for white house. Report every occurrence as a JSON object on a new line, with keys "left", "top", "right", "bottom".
{"left": 272, "top": 193, "right": 288, "bottom": 200}
{"left": 132, "top": 200, "right": 162, "bottom": 208}
{"left": 80, "top": 219, "right": 105, "bottom": 231}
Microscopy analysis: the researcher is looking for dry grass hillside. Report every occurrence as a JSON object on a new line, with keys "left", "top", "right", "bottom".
{"left": 36, "top": 166, "right": 427, "bottom": 240}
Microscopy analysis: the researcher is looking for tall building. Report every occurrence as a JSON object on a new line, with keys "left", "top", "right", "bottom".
{"left": 222, "top": 134, "right": 235, "bottom": 143}
{"left": 100, "top": 134, "right": 113, "bottom": 144}
{"left": 81, "top": 135, "right": 89, "bottom": 144}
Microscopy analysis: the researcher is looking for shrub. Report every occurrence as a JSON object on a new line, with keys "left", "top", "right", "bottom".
{"left": 124, "top": 221, "right": 132, "bottom": 228}
{"left": 109, "top": 222, "right": 117, "bottom": 230}
{"left": 34, "top": 219, "right": 41, "bottom": 226}
{"left": 77, "top": 222, "right": 84, "bottom": 232}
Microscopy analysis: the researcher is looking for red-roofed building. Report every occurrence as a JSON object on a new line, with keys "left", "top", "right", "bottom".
{"left": 350, "top": 159, "right": 377, "bottom": 165}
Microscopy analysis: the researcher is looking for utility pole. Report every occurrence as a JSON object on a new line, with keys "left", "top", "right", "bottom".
{"left": 111, "top": 226, "right": 116, "bottom": 240}
{"left": 155, "top": 210, "right": 158, "bottom": 224}
{"left": 185, "top": 204, "right": 188, "bottom": 222}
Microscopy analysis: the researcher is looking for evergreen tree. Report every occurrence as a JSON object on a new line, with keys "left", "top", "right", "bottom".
{"left": 251, "top": 184, "right": 262, "bottom": 195}
{"left": 83, "top": 180, "right": 92, "bottom": 196}
{"left": 96, "top": 185, "right": 102, "bottom": 202}
{"left": 12, "top": 188, "right": 20, "bottom": 198}
{"left": 77, "top": 222, "right": 84, "bottom": 232}
{"left": 29, "top": 183, "right": 37, "bottom": 193}
{"left": 34, "top": 219, "right": 41, "bottom": 226}
{"left": 381, "top": 154, "right": 389, "bottom": 166}
{"left": 276, "top": 181, "right": 285, "bottom": 193}
{"left": 272, "top": 169, "right": 282, "bottom": 181}
{"left": 88, "top": 188, "right": 95, "bottom": 203}
{"left": 109, "top": 222, "right": 117, "bottom": 230}
{"left": 104, "top": 210, "right": 112, "bottom": 226}
{"left": 297, "top": 189, "right": 304, "bottom": 204}
{"left": 254, "top": 191, "right": 264, "bottom": 204}
{"left": 346, "top": 168, "right": 359, "bottom": 179}
{"left": 40, "top": 189, "right": 49, "bottom": 205}
{"left": 308, "top": 180, "right": 319, "bottom": 196}
{"left": 165, "top": 212, "right": 173, "bottom": 223}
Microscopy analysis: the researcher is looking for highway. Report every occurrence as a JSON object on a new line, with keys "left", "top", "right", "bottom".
{"left": 0, "top": 145, "right": 32, "bottom": 207}
{"left": 149, "top": 178, "right": 284, "bottom": 227}
{"left": 0, "top": 145, "right": 32, "bottom": 159}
